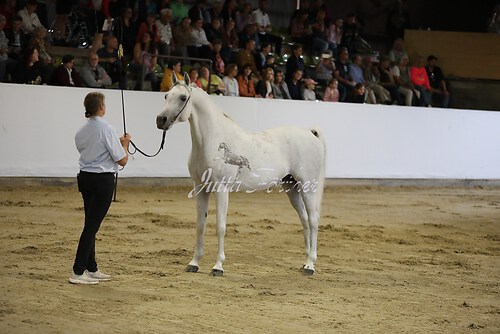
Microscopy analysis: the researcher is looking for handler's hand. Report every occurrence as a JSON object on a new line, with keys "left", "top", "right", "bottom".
{"left": 120, "top": 133, "right": 132, "bottom": 148}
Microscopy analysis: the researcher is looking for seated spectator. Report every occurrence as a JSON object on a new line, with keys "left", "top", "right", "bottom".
{"left": 156, "top": 8, "right": 175, "bottom": 57}
{"left": 50, "top": 54, "right": 82, "bottom": 87}
{"left": 255, "top": 41, "right": 271, "bottom": 72}
{"left": 172, "top": 16, "right": 191, "bottom": 58}
{"left": 130, "top": 31, "right": 160, "bottom": 91}
{"left": 6, "top": 15, "right": 27, "bottom": 61}
{"left": 378, "top": 55, "right": 401, "bottom": 104}
{"left": 220, "top": 18, "right": 238, "bottom": 63}
{"left": 28, "top": 26, "right": 54, "bottom": 82}
{"left": 315, "top": 52, "right": 335, "bottom": 86}
{"left": 409, "top": 56, "right": 431, "bottom": 107}
{"left": 341, "top": 12, "right": 371, "bottom": 54}
{"left": 302, "top": 78, "right": 318, "bottom": 101}
{"left": 334, "top": 47, "right": 355, "bottom": 101}
{"left": 425, "top": 55, "right": 450, "bottom": 108}
{"left": 391, "top": 55, "right": 417, "bottom": 106}
{"left": 256, "top": 66, "right": 274, "bottom": 98}
{"left": 236, "top": 39, "right": 258, "bottom": 77}
{"left": 285, "top": 44, "right": 305, "bottom": 79}
{"left": 17, "top": 0, "right": 44, "bottom": 36}
{"left": 204, "top": 0, "right": 224, "bottom": 26}
{"left": 237, "top": 63, "right": 258, "bottom": 97}
{"left": 325, "top": 18, "right": 343, "bottom": 57}
{"left": 323, "top": 78, "right": 340, "bottom": 102}
{"left": 349, "top": 54, "right": 376, "bottom": 103}
{"left": 362, "top": 57, "right": 392, "bottom": 104}
{"left": 286, "top": 69, "right": 304, "bottom": 100}
{"left": 12, "top": 46, "right": 44, "bottom": 84}
{"left": 210, "top": 39, "right": 225, "bottom": 76}
{"left": 272, "top": 70, "right": 291, "bottom": 99}
{"left": 80, "top": 52, "right": 112, "bottom": 88}
{"left": 388, "top": 37, "right": 408, "bottom": 66}
{"left": 98, "top": 35, "right": 126, "bottom": 89}
{"left": 345, "top": 82, "right": 366, "bottom": 103}
{"left": 235, "top": 2, "right": 253, "bottom": 34}
{"left": 252, "top": 0, "right": 282, "bottom": 55}
{"left": 205, "top": 17, "right": 223, "bottom": 43}
{"left": 136, "top": 11, "right": 160, "bottom": 44}
{"left": 238, "top": 22, "right": 259, "bottom": 49}
{"left": 160, "top": 59, "right": 183, "bottom": 92}
{"left": 188, "top": 18, "right": 212, "bottom": 59}
{"left": 189, "top": 66, "right": 202, "bottom": 88}
{"left": 222, "top": 63, "right": 239, "bottom": 96}
{"left": 308, "top": 8, "right": 329, "bottom": 55}
{"left": 200, "top": 64, "right": 226, "bottom": 94}
{"left": 264, "top": 53, "right": 276, "bottom": 72}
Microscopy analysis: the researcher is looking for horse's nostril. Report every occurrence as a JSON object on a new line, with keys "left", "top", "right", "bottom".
{"left": 156, "top": 116, "right": 167, "bottom": 128}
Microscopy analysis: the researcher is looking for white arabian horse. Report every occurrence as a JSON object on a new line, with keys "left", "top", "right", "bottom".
{"left": 156, "top": 73, "right": 326, "bottom": 276}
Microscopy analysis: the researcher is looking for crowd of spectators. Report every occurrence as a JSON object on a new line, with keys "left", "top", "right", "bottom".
{"left": 0, "top": 0, "right": 451, "bottom": 107}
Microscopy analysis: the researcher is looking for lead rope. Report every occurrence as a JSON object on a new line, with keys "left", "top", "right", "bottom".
{"left": 113, "top": 44, "right": 166, "bottom": 201}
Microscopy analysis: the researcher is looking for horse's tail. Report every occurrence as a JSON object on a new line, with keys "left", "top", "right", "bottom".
{"left": 310, "top": 128, "right": 326, "bottom": 217}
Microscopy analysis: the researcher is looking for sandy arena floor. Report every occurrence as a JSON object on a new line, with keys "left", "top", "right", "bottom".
{"left": 0, "top": 183, "right": 499, "bottom": 333}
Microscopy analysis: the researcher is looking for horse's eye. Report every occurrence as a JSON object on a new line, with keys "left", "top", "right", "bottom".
{"left": 180, "top": 95, "right": 187, "bottom": 102}
{"left": 164, "top": 93, "right": 168, "bottom": 100}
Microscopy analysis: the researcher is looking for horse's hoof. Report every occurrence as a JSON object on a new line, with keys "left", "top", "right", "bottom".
{"left": 210, "top": 269, "right": 224, "bottom": 276}
{"left": 185, "top": 265, "right": 199, "bottom": 273}
{"left": 302, "top": 268, "right": 315, "bottom": 276}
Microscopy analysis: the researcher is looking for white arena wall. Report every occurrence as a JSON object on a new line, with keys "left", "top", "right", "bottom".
{"left": 1, "top": 83, "right": 499, "bottom": 180}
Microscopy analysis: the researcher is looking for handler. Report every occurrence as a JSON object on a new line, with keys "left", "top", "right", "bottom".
{"left": 69, "top": 92, "right": 131, "bottom": 285}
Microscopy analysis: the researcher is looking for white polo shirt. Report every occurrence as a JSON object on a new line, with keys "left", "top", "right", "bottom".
{"left": 75, "top": 116, "right": 126, "bottom": 173}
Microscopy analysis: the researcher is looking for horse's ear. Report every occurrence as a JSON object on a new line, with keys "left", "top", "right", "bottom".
{"left": 172, "top": 72, "right": 178, "bottom": 85}
{"left": 183, "top": 72, "right": 190, "bottom": 85}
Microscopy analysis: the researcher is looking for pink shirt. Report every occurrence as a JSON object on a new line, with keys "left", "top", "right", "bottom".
{"left": 323, "top": 87, "right": 339, "bottom": 102}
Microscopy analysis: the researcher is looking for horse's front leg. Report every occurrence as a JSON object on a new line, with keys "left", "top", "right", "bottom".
{"left": 186, "top": 190, "right": 210, "bottom": 273}
{"left": 211, "top": 190, "right": 229, "bottom": 276}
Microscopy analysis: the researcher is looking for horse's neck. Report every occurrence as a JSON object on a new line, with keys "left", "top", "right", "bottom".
{"left": 188, "top": 89, "right": 246, "bottom": 148}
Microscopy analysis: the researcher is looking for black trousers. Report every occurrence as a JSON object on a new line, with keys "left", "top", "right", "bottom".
{"left": 73, "top": 171, "right": 115, "bottom": 275}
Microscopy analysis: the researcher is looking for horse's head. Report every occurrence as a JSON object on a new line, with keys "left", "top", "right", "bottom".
{"left": 156, "top": 72, "right": 192, "bottom": 131}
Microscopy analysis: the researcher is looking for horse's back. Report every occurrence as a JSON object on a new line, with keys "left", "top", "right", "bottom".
{"left": 258, "top": 126, "right": 325, "bottom": 175}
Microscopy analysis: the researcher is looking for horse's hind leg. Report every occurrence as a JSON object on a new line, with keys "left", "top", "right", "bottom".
{"left": 186, "top": 190, "right": 210, "bottom": 273}
{"left": 300, "top": 191, "right": 320, "bottom": 275}
{"left": 284, "top": 178, "right": 311, "bottom": 272}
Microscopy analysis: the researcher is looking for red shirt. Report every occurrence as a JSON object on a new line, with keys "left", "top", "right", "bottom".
{"left": 410, "top": 66, "right": 430, "bottom": 90}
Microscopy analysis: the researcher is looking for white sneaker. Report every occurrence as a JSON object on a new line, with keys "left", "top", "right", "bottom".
{"left": 87, "top": 270, "right": 111, "bottom": 281}
{"left": 69, "top": 271, "right": 100, "bottom": 285}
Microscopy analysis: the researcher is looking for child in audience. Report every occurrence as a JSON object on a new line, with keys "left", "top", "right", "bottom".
{"left": 323, "top": 78, "right": 340, "bottom": 102}
{"left": 303, "top": 78, "right": 318, "bottom": 101}
{"left": 345, "top": 83, "right": 366, "bottom": 103}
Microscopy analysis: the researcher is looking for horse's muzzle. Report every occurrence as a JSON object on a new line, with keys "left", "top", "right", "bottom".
{"left": 156, "top": 115, "right": 168, "bottom": 130}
